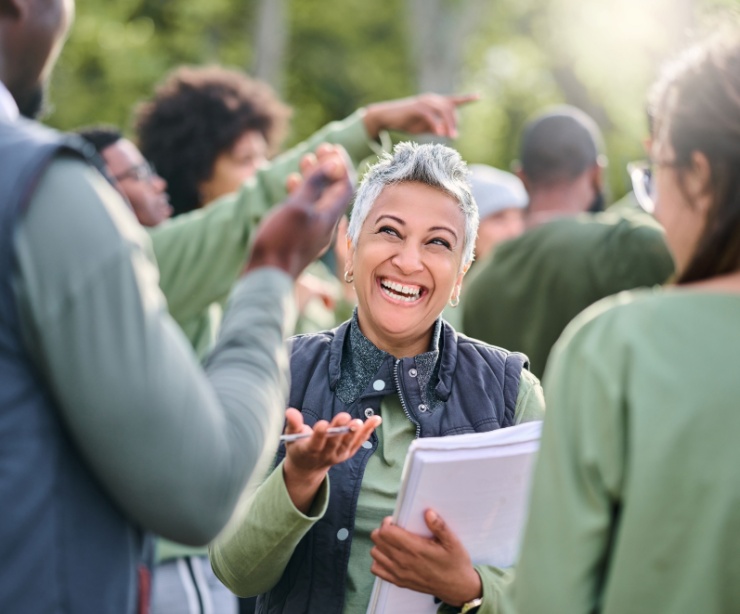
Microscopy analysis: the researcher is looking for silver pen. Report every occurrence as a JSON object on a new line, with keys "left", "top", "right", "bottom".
{"left": 279, "top": 425, "right": 355, "bottom": 443}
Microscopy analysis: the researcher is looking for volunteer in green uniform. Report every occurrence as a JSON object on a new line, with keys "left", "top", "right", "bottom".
{"left": 506, "top": 32, "right": 740, "bottom": 614}
{"left": 210, "top": 143, "right": 545, "bottom": 614}
{"left": 462, "top": 107, "right": 674, "bottom": 379}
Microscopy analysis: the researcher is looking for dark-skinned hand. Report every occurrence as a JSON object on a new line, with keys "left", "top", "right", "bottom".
{"left": 244, "top": 144, "right": 354, "bottom": 280}
{"left": 362, "top": 93, "right": 480, "bottom": 140}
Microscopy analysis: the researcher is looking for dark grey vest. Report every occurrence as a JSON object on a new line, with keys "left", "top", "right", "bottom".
{"left": 257, "top": 319, "right": 527, "bottom": 613}
{"left": 0, "top": 118, "right": 150, "bottom": 613}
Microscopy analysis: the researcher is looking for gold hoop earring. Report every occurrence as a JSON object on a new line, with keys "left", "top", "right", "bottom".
{"left": 344, "top": 271, "right": 354, "bottom": 284}
{"left": 449, "top": 295, "right": 460, "bottom": 308}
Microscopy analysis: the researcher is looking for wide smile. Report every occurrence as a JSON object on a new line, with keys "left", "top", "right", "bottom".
{"left": 378, "top": 277, "right": 427, "bottom": 304}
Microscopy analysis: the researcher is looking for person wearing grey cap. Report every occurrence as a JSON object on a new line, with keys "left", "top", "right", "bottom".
{"left": 462, "top": 105, "right": 674, "bottom": 378}
{"left": 468, "top": 164, "right": 528, "bottom": 261}
{"left": 440, "top": 164, "right": 527, "bottom": 329}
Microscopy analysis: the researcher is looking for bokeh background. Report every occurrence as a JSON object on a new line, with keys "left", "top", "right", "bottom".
{"left": 49, "top": 0, "right": 738, "bottom": 199}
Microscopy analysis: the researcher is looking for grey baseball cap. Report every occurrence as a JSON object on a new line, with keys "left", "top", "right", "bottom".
{"left": 469, "top": 164, "right": 528, "bottom": 219}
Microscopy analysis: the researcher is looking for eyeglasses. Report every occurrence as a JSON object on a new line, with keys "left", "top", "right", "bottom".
{"left": 112, "top": 161, "right": 158, "bottom": 183}
{"left": 627, "top": 157, "right": 681, "bottom": 214}
{"left": 627, "top": 161, "right": 655, "bottom": 214}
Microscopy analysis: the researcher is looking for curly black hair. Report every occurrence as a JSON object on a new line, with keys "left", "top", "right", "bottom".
{"left": 134, "top": 65, "right": 291, "bottom": 215}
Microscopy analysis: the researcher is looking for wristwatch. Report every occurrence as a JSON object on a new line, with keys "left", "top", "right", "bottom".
{"left": 460, "top": 596, "right": 483, "bottom": 613}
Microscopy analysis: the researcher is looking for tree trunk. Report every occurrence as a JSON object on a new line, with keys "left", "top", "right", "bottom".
{"left": 405, "top": 0, "right": 487, "bottom": 94}
{"left": 252, "top": 0, "right": 288, "bottom": 94}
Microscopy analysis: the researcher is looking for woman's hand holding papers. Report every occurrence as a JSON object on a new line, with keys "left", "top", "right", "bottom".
{"left": 370, "top": 509, "right": 483, "bottom": 608}
{"left": 282, "top": 408, "right": 381, "bottom": 514}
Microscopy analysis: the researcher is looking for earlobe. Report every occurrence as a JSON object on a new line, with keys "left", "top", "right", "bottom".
{"left": 592, "top": 163, "right": 604, "bottom": 190}
{"left": 344, "top": 241, "right": 355, "bottom": 279}
{"left": 688, "top": 151, "right": 713, "bottom": 214}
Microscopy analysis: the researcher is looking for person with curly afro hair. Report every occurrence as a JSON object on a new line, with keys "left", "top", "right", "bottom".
{"left": 135, "top": 65, "right": 291, "bottom": 216}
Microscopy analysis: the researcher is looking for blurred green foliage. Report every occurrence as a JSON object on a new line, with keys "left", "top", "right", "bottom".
{"left": 49, "top": 0, "right": 738, "bottom": 200}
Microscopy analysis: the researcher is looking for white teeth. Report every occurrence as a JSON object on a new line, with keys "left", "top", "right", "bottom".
{"left": 380, "top": 279, "right": 421, "bottom": 301}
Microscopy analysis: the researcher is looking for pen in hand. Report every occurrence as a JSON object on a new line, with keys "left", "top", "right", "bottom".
{"left": 279, "top": 425, "right": 355, "bottom": 443}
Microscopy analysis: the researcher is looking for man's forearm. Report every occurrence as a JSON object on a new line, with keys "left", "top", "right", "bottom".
{"left": 16, "top": 159, "right": 298, "bottom": 545}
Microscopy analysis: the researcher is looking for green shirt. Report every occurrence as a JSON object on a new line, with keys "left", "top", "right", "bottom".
{"left": 13, "top": 156, "right": 296, "bottom": 545}
{"left": 150, "top": 110, "right": 380, "bottom": 359}
{"left": 506, "top": 288, "right": 740, "bottom": 613}
{"left": 210, "top": 370, "right": 544, "bottom": 614}
{"left": 461, "top": 210, "right": 674, "bottom": 379}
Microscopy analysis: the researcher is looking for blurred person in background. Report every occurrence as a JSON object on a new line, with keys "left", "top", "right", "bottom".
{"left": 462, "top": 106, "right": 673, "bottom": 378}
{"left": 469, "top": 163, "right": 528, "bottom": 261}
{"left": 505, "top": 31, "right": 740, "bottom": 614}
{"left": 76, "top": 126, "right": 172, "bottom": 227}
{"left": 441, "top": 163, "right": 527, "bottom": 329}
{"left": 135, "top": 66, "right": 290, "bottom": 217}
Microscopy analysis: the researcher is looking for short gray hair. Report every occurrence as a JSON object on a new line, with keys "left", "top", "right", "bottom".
{"left": 347, "top": 141, "right": 479, "bottom": 268}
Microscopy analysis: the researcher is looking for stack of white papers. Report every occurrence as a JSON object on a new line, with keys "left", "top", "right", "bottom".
{"left": 366, "top": 420, "right": 543, "bottom": 614}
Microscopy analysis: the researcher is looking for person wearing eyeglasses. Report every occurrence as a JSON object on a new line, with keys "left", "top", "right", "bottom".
{"left": 504, "top": 32, "right": 740, "bottom": 614}
{"left": 77, "top": 126, "right": 173, "bottom": 227}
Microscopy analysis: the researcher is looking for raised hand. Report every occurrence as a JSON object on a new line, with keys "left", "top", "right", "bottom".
{"left": 244, "top": 144, "right": 354, "bottom": 279}
{"left": 370, "top": 509, "right": 482, "bottom": 608}
{"left": 282, "top": 408, "right": 382, "bottom": 514}
{"left": 362, "top": 93, "right": 480, "bottom": 140}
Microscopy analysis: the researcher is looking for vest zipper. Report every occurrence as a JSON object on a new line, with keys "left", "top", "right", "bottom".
{"left": 394, "top": 359, "right": 420, "bottom": 439}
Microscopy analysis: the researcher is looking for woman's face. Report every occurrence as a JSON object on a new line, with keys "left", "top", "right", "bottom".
{"left": 652, "top": 125, "right": 711, "bottom": 277}
{"left": 198, "top": 130, "right": 268, "bottom": 205}
{"left": 347, "top": 181, "right": 468, "bottom": 357}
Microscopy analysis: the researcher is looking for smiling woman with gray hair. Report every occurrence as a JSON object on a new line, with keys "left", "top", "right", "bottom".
{"left": 210, "top": 142, "right": 545, "bottom": 614}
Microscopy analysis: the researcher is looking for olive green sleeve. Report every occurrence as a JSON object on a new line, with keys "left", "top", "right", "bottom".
{"left": 14, "top": 157, "right": 298, "bottom": 546}
{"left": 210, "top": 461, "right": 330, "bottom": 597}
{"left": 513, "top": 368, "right": 546, "bottom": 424}
{"left": 504, "top": 304, "right": 627, "bottom": 613}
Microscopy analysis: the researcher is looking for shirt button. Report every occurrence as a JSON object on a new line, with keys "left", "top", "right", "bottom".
{"left": 372, "top": 379, "right": 386, "bottom": 391}
{"left": 364, "top": 407, "right": 375, "bottom": 418}
{"left": 362, "top": 440, "right": 373, "bottom": 449}
{"left": 418, "top": 404, "right": 428, "bottom": 413}
{"left": 337, "top": 528, "right": 349, "bottom": 541}
{"left": 409, "top": 368, "right": 418, "bottom": 378}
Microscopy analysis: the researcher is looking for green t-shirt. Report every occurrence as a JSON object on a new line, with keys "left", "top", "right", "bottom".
{"left": 506, "top": 288, "right": 740, "bottom": 614}
{"left": 461, "top": 210, "right": 674, "bottom": 379}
